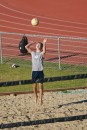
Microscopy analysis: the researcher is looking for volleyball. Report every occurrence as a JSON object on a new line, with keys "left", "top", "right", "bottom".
{"left": 31, "top": 18, "right": 39, "bottom": 26}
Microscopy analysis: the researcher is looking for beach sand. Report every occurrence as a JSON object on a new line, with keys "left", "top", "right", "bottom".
{"left": 0, "top": 89, "right": 87, "bottom": 130}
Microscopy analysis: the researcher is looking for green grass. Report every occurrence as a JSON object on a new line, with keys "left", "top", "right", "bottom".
{"left": 0, "top": 57, "right": 87, "bottom": 92}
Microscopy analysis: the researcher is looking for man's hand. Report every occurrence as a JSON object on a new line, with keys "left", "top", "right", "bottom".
{"left": 43, "top": 38, "right": 47, "bottom": 43}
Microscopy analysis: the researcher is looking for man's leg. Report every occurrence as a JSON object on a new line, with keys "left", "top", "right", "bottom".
{"left": 33, "top": 83, "right": 38, "bottom": 104}
{"left": 39, "top": 83, "right": 43, "bottom": 105}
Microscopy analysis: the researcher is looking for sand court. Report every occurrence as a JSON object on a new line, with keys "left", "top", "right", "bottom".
{"left": 0, "top": 90, "right": 87, "bottom": 130}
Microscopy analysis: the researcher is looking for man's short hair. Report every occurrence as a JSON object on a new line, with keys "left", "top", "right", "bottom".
{"left": 38, "top": 42, "right": 43, "bottom": 50}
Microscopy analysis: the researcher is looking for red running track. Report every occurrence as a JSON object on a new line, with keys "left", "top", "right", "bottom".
{"left": 0, "top": 0, "right": 87, "bottom": 65}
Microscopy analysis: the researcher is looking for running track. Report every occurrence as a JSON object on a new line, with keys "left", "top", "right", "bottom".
{"left": 0, "top": 0, "right": 87, "bottom": 65}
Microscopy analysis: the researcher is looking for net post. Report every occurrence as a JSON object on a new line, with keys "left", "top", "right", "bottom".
{"left": 0, "top": 33, "right": 3, "bottom": 64}
{"left": 58, "top": 37, "right": 61, "bottom": 70}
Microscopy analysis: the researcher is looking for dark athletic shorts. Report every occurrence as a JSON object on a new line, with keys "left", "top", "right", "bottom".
{"left": 32, "top": 71, "right": 44, "bottom": 83}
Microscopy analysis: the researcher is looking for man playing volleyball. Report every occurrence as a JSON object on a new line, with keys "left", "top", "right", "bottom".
{"left": 25, "top": 38, "right": 47, "bottom": 105}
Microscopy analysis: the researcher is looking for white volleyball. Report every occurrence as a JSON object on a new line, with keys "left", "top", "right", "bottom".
{"left": 31, "top": 18, "right": 39, "bottom": 26}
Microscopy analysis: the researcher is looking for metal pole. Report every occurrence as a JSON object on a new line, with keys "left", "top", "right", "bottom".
{"left": 0, "top": 33, "right": 3, "bottom": 64}
{"left": 58, "top": 37, "right": 61, "bottom": 70}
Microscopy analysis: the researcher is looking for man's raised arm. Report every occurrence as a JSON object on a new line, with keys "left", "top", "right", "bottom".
{"left": 42, "top": 38, "right": 47, "bottom": 54}
{"left": 25, "top": 41, "right": 36, "bottom": 54}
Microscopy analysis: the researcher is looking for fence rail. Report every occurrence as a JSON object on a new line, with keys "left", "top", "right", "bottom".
{"left": 0, "top": 31, "right": 87, "bottom": 68}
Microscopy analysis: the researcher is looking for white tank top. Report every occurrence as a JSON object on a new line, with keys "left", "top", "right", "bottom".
{"left": 31, "top": 52, "right": 43, "bottom": 71}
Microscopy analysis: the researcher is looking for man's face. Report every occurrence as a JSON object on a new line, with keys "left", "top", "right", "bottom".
{"left": 36, "top": 43, "right": 40, "bottom": 50}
